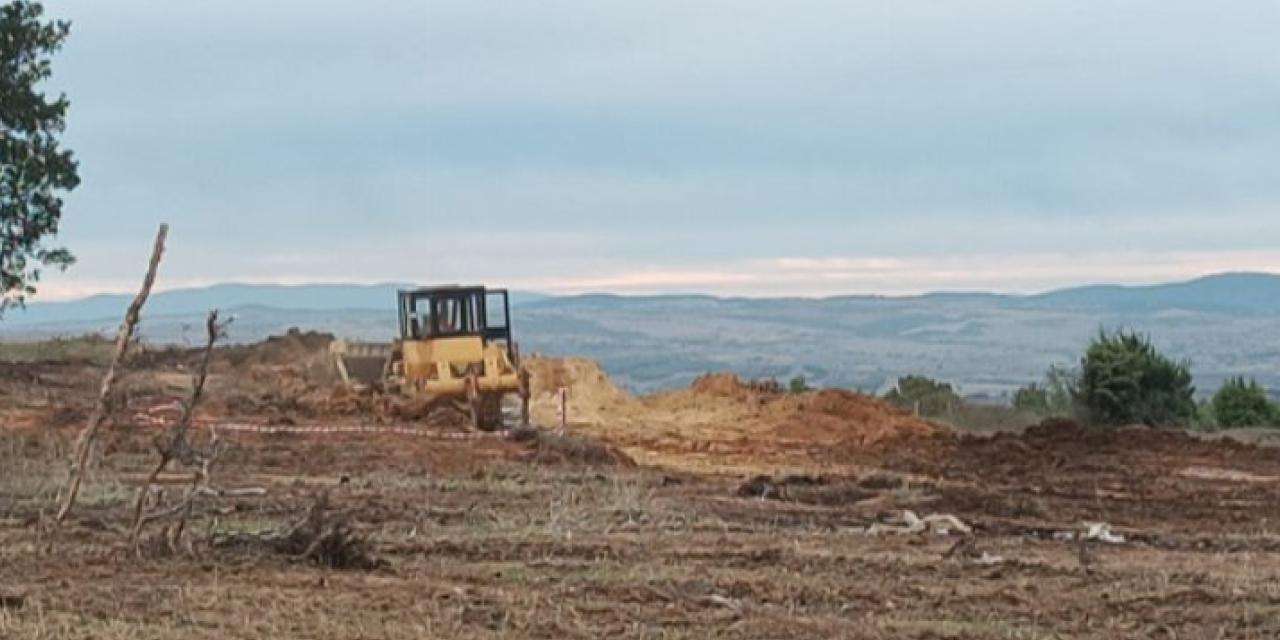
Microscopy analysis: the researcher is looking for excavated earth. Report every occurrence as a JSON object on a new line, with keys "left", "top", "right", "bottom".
{"left": 4, "top": 337, "right": 1280, "bottom": 638}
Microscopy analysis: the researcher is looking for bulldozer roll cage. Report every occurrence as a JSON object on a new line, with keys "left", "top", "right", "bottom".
{"left": 396, "top": 286, "right": 515, "bottom": 362}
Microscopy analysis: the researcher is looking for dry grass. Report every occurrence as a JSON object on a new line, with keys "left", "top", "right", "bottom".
{"left": 5, "top": 425, "right": 1280, "bottom": 639}
{"left": 0, "top": 335, "right": 116, "bottom": 365}
{"left": 8, "top": 350, "right": 1280, "bottom": 638}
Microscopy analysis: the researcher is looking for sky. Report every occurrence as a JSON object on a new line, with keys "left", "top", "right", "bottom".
{"left": 29, "top": 0, "right": 1280, "bottom": 300}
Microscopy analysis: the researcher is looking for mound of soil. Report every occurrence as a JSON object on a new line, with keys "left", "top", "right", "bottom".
{"left": 771, "top": 389, "right": 945, "bottom": 449}
{"left": 511, "top": 427, "right": 637, "bottom": 466}
{"left": 525, "top": 357, "right": 633, "bottom": 426}
{"left": 221, "top": 328, "right": 335, "bottom": 368}
{"left": 882, "top": 417, "right": 1267, "bottom": 486}
{"left": 208, "top": 329, "right": 346, "bottom": 419}
{"left": 524, "top": 356, "right": 949, "bottom": 473}
{"left": 689, "top": 373, "right": 781, "bottom": 399}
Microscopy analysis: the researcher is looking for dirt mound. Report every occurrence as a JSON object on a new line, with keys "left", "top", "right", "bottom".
{"left": 771, "top": 389, "right": 944, "bottom": 449}
{"left": 882, "top": 417, "right": 1269, "bottom": 487}
{"left": 526, "top": 357, "right": 628, "bottom": 398}
{"left": 525, "top": 357, "right": 633, "bottom": 427}
{"left": 689, "top": 373, "right": 781, "bottom": 399}
{"left": 208, "top": 329, "right": 344, "bottom": 419}
{"left": 524, "top": 357, "right": 948, "bottom": 474}
{"left": 510, "top": 427, "right": 636, "bottom": 466}
{"left": 222, "top": 328, "right": 335, "bottom": 368}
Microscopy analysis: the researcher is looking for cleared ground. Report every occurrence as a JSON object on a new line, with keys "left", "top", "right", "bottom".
{"left": 3, "top": 336, "right": 1280, "bottom": 639}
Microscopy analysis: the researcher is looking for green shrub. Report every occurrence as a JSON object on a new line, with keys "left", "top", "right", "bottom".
{"left": 1012, "top": 383, "right": 1050, "bottom": 414}
{"left": 884, "top": 375, "right": 961, "bottom": 416}
{"left": 787, "top": 375, "right": 811, "bottom": 394}
{"left": 1075, "top": 330, "right": 1195, "bottom": 427}
{"left": 1013, "top": 365, "right": 1079, "bottom": 418}
{"left": 1192, "top": 400, "right": 1218, "bottom": 432}
{"left": 1211, "top": 377, "right": 1278, "bottom": 428}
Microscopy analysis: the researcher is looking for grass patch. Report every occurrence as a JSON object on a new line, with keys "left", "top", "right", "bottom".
{"left": 0, "top": 335, "right": 115, "bottom": 365}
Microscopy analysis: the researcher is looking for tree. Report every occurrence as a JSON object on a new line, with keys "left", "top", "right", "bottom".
{"left": 1, "top": 1, "right": 79, "bottom": 313}
{"left": 1074, "top": 330, "right": 1195, "bottom": 427}
{"left": 1012, "top": 383, "right": 1050, "bottom": 414}
{"left": 1013, "top": 364, "right": 1079, "bottom": 417}
{"left": 884, "top": 375, "right": 961, "bottom": 416}
{"left": 788, "top": 375, "right": 811, "bottom": 394}
{"left": 1211, "top": 377, "right": 1277, "bottom": 428}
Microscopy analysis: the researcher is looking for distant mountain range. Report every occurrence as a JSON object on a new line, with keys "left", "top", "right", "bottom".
{"left": 5, "top": 283, "right": 551, "bottom": 325}
{"left": 4, "top": 273, "right": 1280, "bottom": 396}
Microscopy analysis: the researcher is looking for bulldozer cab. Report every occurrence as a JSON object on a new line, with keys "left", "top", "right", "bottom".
{"left": 396, "top": 286, "right": 514, "bottom": 359}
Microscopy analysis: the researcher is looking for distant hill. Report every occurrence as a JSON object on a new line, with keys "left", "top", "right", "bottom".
{"left": 1023, "top": 273, "right": 1280, "bottom": 313}
{"left": 4, "top": 273, "right": 1280, "bottom": 396}
{"left": 5, "top": 283, "right": 551, "bottom": 325}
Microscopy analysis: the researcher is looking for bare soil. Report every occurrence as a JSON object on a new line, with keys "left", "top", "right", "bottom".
{"left": 3, "top": 340, "right": 1280, "bottom": 638}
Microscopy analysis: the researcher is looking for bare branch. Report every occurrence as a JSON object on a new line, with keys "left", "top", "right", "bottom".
{"left": 57, "top": 223, "right": 168, "bottom": 523}
{"left": 129, "top": 310, "right": 226, "bottom": 547}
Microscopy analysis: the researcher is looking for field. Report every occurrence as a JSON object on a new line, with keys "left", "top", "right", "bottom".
{"left": 4, "top": 335, "right": 1280, "bottom": 638}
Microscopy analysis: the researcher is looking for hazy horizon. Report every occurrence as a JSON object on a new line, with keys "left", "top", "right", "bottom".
{"left": 20, "top": 268, "right": 1280, "bottom": 306}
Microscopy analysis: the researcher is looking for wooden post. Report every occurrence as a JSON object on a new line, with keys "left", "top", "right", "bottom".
{"left": 557, "top": 386, "right": 568, "bottom": 434}
{"left": 57, "top": 223, "right": 168, "bottom": 523}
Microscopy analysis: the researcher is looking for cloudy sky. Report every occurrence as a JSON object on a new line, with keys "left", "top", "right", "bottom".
{"left": 33, "top": 0, "right": 1280, "bottom": 299}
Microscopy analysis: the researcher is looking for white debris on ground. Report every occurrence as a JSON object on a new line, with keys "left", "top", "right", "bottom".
{"left": 865, "top": 510, "right": 973, "bottom": 536}
{"left": 1052, "top": 521, "right": 1126, "bottom": 544}
{"left": 1083, "top": 521, "right": 1126, "bottom": 544}
{"left": 972, "top": 551, "right": 1004, "bottom": 566}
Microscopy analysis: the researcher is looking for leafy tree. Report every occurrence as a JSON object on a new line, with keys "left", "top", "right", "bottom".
{"left": 884, "top": 375, "right": 961, "bottom": 416}
{"left": 1, "top": 1, "right": 78, "bottom": 312}
{"left": 1211, "top": 377, "right": 1277, "bottom": 428}
{"left": 788, "top": 375, "right": 811, "bottom": 394}
{"left": 1012, "top": 383, "right": 1050, "bottom": 414}
{"left": 1013, "top": 364, "right": 1079, "bottom": 417}
{"left": 1192, "top": 400, "right": 1218, "bottom": 432}
{"left": 1074, "top": 330, "right": 1195, "bottom": 427}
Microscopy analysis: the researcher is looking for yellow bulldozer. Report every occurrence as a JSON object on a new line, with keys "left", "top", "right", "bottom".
{"left": 330, "top": 286, "right": 531, "bottom": 429}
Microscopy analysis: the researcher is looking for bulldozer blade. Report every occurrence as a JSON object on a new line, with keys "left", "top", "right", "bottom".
{"left": 330, "top": 340, "right": 393, "bottom": 389}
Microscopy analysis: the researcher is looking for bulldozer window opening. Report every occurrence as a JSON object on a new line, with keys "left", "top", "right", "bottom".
{"left": 486, "top": 292, "right": 508, "bottom": 330}
{"left": 402, "top": 297, "right": 434, "bottom": 340}
{"left": 430, "top": 293, "right": 481, "bottom": 336}
{"left": 396, "top": 287, "right": 511, "bottom": 346}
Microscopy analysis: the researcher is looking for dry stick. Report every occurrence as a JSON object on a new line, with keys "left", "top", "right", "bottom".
{"left": 56, "top": 223, "right": 169, "bottom": 523}
{"left": 129, "top": 310, "right": 222, "bottom": 545}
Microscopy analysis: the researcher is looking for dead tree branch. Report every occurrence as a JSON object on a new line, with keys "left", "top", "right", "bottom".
{"left": 129, "top": 310, "right": 226, "bottom": 548}
{"left": 208, "top": 491, "right": 380, "bottom": 570}
{"left": 58, "top": 223, "right": 169, "bottom": 523}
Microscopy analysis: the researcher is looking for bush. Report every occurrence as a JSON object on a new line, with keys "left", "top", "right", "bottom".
{"left": 1013, "top": 365, "right": 1078, "bottom": 418}
{"left": 884, "top": 375, "right": 961, "bottom": 416}
{"left": 1075, "top": 330, "right": 1195, "bottom": 427}
{"left": 1192, "top": 400, "right": 1218, "bottom": 432}
{"left": 1211, "top": 377, "right": 1278, "bottom": 428}
{"left": 1012, "top": 383, "right": 1050, "bottom": 414}
{"left": 788, "top": 375, "right": 811, "bottom": 394}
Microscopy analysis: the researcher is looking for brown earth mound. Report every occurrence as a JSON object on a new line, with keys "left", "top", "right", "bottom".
{"left": 204, "top": 329, "right": 348, "bottom": 419}
{"left": 770, "top": 388, "right": 943, "bottom": 448}
{"left": 879, "top": 417, "right": 1267, "bottom": 486}
{"left": 220, "top": 328, "right": 335, "bottom": 368}
{"left": 689, "top": 373, "right": 781, "bottom": 399}
{"left": 524, "top": 357, "right": 949, "bottom": 474}
{"left": 525, "top": 357, "right": 632, "bottom": 425}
